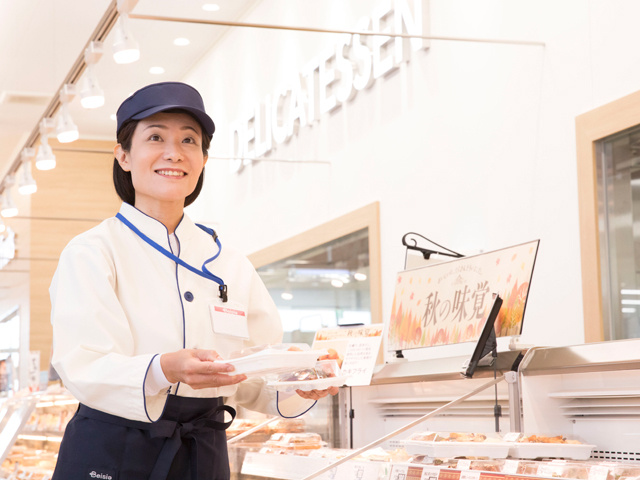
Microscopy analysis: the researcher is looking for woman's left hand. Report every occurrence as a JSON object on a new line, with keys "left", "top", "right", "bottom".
{"left": 295, "top": 386, "right": 340, "bottom": 400}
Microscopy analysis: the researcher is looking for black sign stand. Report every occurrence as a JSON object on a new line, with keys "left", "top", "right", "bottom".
{"left": 461, "top": 293, "right": 503, "bottom": 432}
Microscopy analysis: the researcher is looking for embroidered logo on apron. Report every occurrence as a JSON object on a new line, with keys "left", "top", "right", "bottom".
{"left": 87, "top": 469, "right": 115, "bottom": 479}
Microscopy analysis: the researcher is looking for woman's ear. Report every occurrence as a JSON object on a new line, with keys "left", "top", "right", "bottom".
{"left": 114, "top": 144, "right": 131, "bottom": 172}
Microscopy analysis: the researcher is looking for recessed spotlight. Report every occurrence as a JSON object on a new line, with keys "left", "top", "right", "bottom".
{"left": 202, "top": 3, "right": 220, "bottom": 12}
{"left": 149, "top": 66, "right": 165, "bottom": 75}
{"left": 174, "top": 37, "right": 190, "bottom": 46}
{"left": 110, "top": 114, "right": 117, "bottom": 121}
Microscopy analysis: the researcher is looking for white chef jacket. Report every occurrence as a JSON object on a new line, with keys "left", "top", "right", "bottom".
{"left": 50, "top": 202, "right": 313, "bottom": 422}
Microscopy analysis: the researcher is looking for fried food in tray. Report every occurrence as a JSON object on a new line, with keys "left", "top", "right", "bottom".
{"left": 518, "top": 434, "right": 582, "bottom": 444}
{"left": 403, "top": 431, "right": 510, "bottom": 459}
{"left": 438, "top": 432, "right": 489, "bottom": 443}
{"left": 409, "top": 431, "right": 496, "bottom": 443}
{"left": 267, "top": 359, "right": 347, "bottom": 392}
{"left": 226, "top": 417, "right": 305, "bottom": 439}
{"left": 507, "top": 433, "right": 595, "bottom": 460}
{"left": 261, "top": 432, "right": 327, "bottom": 455}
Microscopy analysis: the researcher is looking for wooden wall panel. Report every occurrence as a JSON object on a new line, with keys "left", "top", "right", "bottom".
{"left": 247, "top": 202, "right": 383, "bottom": 326}
{"left": 576, "top": 89, "right": 640, "bottom": 342}
{"left": 30, "top": 139, "right": 120, "bottom": 370}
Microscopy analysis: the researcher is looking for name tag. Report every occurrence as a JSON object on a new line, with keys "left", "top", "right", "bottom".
{"left": 210, "top": 303, "right": 249, "bottom": 339}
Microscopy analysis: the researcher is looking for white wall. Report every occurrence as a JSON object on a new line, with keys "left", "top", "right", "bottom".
{"left": 184, "top": 0, "right": 640, "bottom": 354}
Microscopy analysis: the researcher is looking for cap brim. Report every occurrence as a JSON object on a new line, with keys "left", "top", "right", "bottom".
{"left": 130, "top": 104, "right": 215, "bottom": 137}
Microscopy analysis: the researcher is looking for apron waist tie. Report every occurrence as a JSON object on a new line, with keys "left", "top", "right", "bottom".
{"left": 148, "top": 405, "right": 236, "bottom": 480}
{"left": 77, "top": 402, "right": 236, "bottom": 480}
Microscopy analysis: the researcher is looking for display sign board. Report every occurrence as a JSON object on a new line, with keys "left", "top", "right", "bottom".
{"left": 312, "top": 324, "right": 383, "bottom": 386}
{"left": 388, "top": 240, "right": 539, "bottom": 352}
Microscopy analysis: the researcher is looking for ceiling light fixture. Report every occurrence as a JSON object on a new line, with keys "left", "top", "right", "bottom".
{"left": 56, "top": 84, "right": 79, "bottom": 143}
{"left": 202, "top": 3, "right": 220, "bottom": 12}
{"left": 18, "top": 148, "right": 37, "bottom": 195}
{"left": 36, "top": 118, "right": 57, "bottom": 171}
{"left": 1, "top": 178, "right": 18, "bottom": 218}
{"left": 331, "top": 279, "right": 344, "bottom": 288}
{"left": 113, "top": 0, "right": 140, "bottom": 64}
{"left": 173, "top": 37, "right": 190, "bottom": 46}
{"left": 80, "top": 41, "right": 105, "bottom": 109}
{"left": 149, "top": 66, "right": 165, "bottom": 75}
{"left": 113, "top": 15, "right": 140, "bottom": 64}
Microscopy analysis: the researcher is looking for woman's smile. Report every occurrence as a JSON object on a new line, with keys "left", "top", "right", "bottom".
{"left": 156, "top": 169, "right": 187, "bottom": 177}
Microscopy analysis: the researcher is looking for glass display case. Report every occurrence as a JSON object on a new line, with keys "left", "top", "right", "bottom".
{"left": 0, "top": 388, "right": 77, "bottom": 480}
{"left": 236, "top": 339, "right": 640, "bottom": 479}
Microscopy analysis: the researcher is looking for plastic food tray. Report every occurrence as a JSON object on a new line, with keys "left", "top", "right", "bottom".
{"left": 267, "top": 376, "right": 348, "bottom": 393}
{"left": 403, "top": 440, "right": 511, "bottom": 458}
{"left": 214, "top": 349, "right": 324, "bottom": 377}
{"left": 508, "top": 442, "right": 596, "bottom": 460}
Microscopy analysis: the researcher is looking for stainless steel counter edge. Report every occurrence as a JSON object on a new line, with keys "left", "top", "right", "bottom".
{"left": 369, "top": 338, "right": 640, "bottom": 385}
{"left": 370, "top": 350, "right": 522, "bottom": 385}
{"left": 518, "top": 338, "right": 640, "bottom": 375}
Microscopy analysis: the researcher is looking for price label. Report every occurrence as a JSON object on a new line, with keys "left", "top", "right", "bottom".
{"left": 421, "top": 467, "right": 441, "bottom": 480}
{"left": 457, "top": 460, "right": 472, "bottom": 471}
{"left": 588, "top": 465, "right": 610, "bottom": 480}
{"left": 538, "top": 464, "right": 564, "bottom": 477}
{"left": 391, "top": 464, "right": 408, "bottom": 480}
{"left": 459, "top": 470, "right": 481, "bottom": 480}
{"left": 502, "top": 460, "right": 520, "bottom": 474}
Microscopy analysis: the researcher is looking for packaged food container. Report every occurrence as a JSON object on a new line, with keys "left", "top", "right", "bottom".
{"left": 533, "top": 460, "right": 591, "bottom": 479}
{"left": 214, "top": 344, "right": 325, "bottom": 377}
{"left": 402, "top": 431, "right": 510, "bottom": 458}
{"left": 264, "top": 432, "right": 326, "bottom": 454}
{"left": 505, "top": 432, "right": 596, "bottom": 460}
{"left": 468, "top": 459, "right": 507, "bottom": 472}
{"left": 584, "top": 461, "right": 640, "bottom": 480}
{"left": 267, "top": 359, "right": 347, "bottom": 392}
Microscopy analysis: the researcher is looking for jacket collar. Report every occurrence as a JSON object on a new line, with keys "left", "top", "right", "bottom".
{"left": 118, "top": 202, "right": 200, "bottom": 249}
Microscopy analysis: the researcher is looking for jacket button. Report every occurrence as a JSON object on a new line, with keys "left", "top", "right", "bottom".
{"left": 184, "top": 291, "right": 194, "bottom": 302}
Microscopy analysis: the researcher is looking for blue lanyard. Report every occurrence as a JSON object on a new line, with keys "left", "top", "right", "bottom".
{"left": 116, "top": 213, "right": 228, "bottom": 302}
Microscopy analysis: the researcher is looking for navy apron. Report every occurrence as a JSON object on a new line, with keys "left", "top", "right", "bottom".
{"left": 52, "top": 394, "right": 236, "bottom": 480}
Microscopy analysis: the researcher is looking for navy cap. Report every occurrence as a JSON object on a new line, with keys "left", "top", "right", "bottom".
{"left": 116, "top": 82, "right": 215, "bottom": 138}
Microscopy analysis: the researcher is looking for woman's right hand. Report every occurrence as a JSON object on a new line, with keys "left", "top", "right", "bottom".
{"left": 160, "top": 349, "right": 246, "bottom": 389}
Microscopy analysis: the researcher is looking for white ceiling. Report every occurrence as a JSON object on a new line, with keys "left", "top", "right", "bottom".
{"left": 0, "top": 0, "right": 260, "bottom": 295}
{"left": 0, "top": 0, "right": 259, "bottom": 177}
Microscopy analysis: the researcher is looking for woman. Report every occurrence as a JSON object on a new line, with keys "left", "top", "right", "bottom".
{"left": 50, "top": 81, "right": 336, "bottom": 480}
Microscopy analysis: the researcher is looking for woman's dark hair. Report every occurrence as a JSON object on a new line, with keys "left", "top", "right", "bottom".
{"left": 112, "top": 109, "right": 211, "bottom": 207}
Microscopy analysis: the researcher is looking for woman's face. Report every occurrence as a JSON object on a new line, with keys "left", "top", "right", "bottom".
{"left": 115, "top": 112, "right": 207, "bottom": 215}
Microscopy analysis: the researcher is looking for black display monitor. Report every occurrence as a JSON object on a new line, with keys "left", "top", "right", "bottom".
{"left": 462, "top": 294, "right": 503, "bottom": 378}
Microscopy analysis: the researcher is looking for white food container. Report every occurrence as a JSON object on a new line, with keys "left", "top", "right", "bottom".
{"left": 507, "top": 442, "right": 596, "bottom": 460}
{"left": 267, "top": 359, "right": 347, "bottom": 392}
{"left": 403, "top": 432, "right": 510, "bottom": 459}
{"left": 215, "top": 348, "right": 325, "bottom": 377}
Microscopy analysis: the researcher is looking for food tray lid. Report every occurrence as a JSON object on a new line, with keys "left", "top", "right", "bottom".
{"left": 215, "top": 349, "right": 326, "bottom": 377}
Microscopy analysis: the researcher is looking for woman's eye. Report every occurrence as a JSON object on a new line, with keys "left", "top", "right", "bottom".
{"left": 183, "top": 137, "right": 197, "bottom": 144}
{"left": 149, "top": 134, "right": 162, "bottom": 141}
